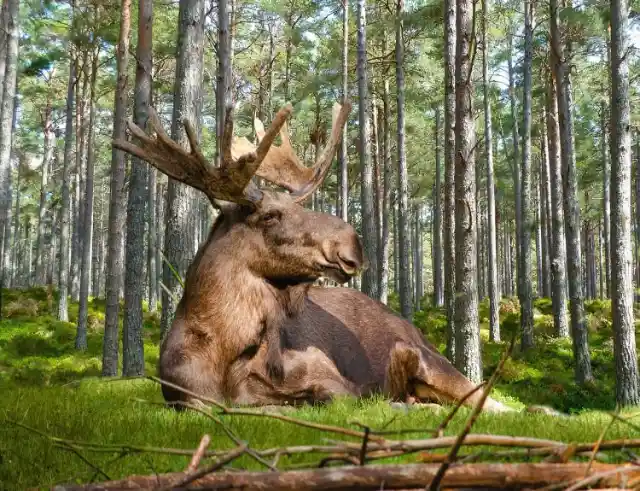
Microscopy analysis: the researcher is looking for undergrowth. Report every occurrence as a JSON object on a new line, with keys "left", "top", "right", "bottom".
{"left": 0, "top": 287, "right": 638, "bottom": 490}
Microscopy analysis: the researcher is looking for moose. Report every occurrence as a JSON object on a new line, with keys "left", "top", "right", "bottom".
{"left": 113, "top": 100, "right": 513, "bottom": 413}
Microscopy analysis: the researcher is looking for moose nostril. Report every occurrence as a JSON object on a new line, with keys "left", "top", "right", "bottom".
{"left": 338, "top": 252, "right": 359, "bottom": 271}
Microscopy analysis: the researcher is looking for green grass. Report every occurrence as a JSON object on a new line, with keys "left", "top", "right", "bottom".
{"left": 0, "top": 288, "right": 639, "bottom": 490}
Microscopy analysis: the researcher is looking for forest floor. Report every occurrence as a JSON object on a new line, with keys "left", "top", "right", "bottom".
{"left": 0, "top": 287, "right": 639, "bottom": 489}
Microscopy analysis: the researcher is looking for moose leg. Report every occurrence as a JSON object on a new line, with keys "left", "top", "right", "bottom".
{"left": 384, "top": 342, "right": 512, "bottom": 413}
{"left": 227, "top": 345, "right": 359, "bottom": 406}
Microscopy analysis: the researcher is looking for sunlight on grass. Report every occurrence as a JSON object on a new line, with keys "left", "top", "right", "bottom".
{"left": 0, "top": 288, "right": 639, "bottom": 489}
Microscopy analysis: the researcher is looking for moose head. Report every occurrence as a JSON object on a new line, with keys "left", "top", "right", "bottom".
{"left": 115, "top": 101, "right": 365, "bottom": 286}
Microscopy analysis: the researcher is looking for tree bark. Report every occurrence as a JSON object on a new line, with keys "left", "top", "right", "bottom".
{"left": 162, "top": 0, "right": 205, "bottom": 333}
{"left": 395, "top": 0, "right": 411, "bottom": 315}
{"left": 520, "top": 0, "right": 534, "bottom": 350}
{"left": 357, "top": 0, "right": 380, "bottom": 302}
{"left": 609, "top": 0, "right": 640, "bottom": 406}
{"left": 546, "top": 73, "right": 569, "bottom": 338}
{"left": 338, "top": 0, "right": 348, "bottom": 223}
{"left": 123, "top": 0, "right": 152, "bottom": 376}
{"left": 380, "top": 84, "right": 392, "bottom": 304}
{"left": 507, "top": 28, "right": 521, "bottom": 302}
{"left": 434, "top": 106, "right": 444, "bottom": 307}
{"left": 454, "top": 0, "right": 481, "bottom": 384}
{"left": 76, "top": 45, "right": 99, "bottom": 352}
{"left": 443, "top": 0, "right": 456, "bottom": 362}
{"left": 540, "top": 131, "right": 552, "bottom": 298}
{"left": 550, "top": 0, "right": 593, "bottom": 383}
{"left": 102, "top": 0, "right": 131, "bottom": 376}
{"left": 0, "top": 0, "right": 18, "bottom": 296}
{"left": 35, "top": 97, "right": 53, "bottom": 286}
{"left": 603, "top": 101, "right": 611, "bottom": 298}
{"left": 216, "top": 0, "right": 230, "bottom": 164}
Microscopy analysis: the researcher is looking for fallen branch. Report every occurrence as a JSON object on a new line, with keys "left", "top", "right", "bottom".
{"left": 186, "top": 434, "right": 211, "bottom": 473}
{"left": 52, "top": 462, "right": 640, "bottom": 490}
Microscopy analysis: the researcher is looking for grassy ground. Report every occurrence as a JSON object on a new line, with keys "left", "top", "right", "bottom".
{"left": 0, "top": 287, "right": 639, "bottom": 490}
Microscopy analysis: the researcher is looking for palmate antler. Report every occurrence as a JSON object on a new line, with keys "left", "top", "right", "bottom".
{"left": 112, "top": 100, "right": 351, "bottom": 207}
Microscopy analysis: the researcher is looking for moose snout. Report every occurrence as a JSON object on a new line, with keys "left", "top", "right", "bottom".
{"left": 336, "top": 234, "right": 368, "bottom": 274}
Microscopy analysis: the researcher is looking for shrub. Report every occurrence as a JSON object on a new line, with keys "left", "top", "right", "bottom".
{"left": 500, "top": 297, "right": 520, "bottom": 316}
{"left": 4, "top": 298, "right": 39, "bottom": 318}
{"left": 533, "top": 297, "right": 553, "bottom": 315}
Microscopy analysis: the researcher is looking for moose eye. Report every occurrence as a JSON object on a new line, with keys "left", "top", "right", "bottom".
{"left": 261, "top": 211, "right": 281, "bottom": 225}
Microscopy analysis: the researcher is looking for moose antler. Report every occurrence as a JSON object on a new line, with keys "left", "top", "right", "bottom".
{"left": 113, "top": 100, "right": 351, "bottom": 206}
{"left": 112, "top": 103, "right": 293, "bottom": 206}
{"left": 231, "top": 101, "right": 352, "bottom": 203}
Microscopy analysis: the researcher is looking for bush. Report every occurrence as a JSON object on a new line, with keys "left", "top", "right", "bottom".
{"left": 4, "top": 298, "right": 39, "bottom": 318}
{"left": 500, "top": 297, "right": 520, "bottom": 316}
{"left": 533, "top": 297, "right": 553, "bottom": 315}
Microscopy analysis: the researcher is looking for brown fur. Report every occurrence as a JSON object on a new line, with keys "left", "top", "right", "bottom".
{"left": 158, "top": 194, "right": 511, "bottom": 413}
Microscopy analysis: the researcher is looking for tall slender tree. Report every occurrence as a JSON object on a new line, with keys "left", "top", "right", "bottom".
{"left": 609, "top": 0, "right": 640, "bottom": 406}
{"left": 162, "top": 0, "right": 205, "bottom": 333}
{"left": 454, "top": 0, "right": 481, "bottom": 383}
{"left": 482, "top": 0, "right": 499, "bottom": 341}
{"left": 0, "top": 0, "right": 19, "bottom": 298}
{"left": 35, "top": 93, "right": 54, "bottom": 286}
{"left": 338, "top": 0, "right": 348, "bottom": 222}
{"left": 123, "top": 0, "right": 152, "bottom": 376}
{"left": 102, "top": 0, "right": 131, "bottom": 375}
{"left": 520, "top": 0, "right": 534, "bottom": 350}
{"left": 357, "top": 0, "right": 380, "bottom": 301}
{"left": 443, "top": 0, "right": 456, "bottom": 360}
{"left": 76, "top": 43, "right": 99, "bottom": 351}
{"left": 546, "top": 73, "right": 569, "bottom": 338}
{"left": 433, "top": 106, "right": 444, "bottom": 307}
{"left": 395, "top": 0, "right": 411, "bottom": 317}
{"left": 550, "top": 0, "right": 593, "bottom": 383}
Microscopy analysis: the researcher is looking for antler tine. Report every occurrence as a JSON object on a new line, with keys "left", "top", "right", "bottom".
{"left": 113, "top": 105, "right": 264, "bottom": 208}
{"left": 291, "top": 100, "right": 352, "bottom": 203}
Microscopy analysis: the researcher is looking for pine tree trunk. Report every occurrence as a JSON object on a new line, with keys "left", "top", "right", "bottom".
{"left": 0, "top": 0, "right": 19, "bottom": 298}
{"left": 609, "top": 0, "right": 640, "bottom": 406}
{"left": 520, "top": 0, "right": 534, "bottom": 350}
{"left": 92, "top": 183, "right": 103, "bottom": 298}
{"left": 603, "top": 102, "right": 612, "bottom": 298}
{"left": 536, "top": 183, "right": 543, "bottom": 297}
{"left": 357, "top": 0, "right": 380, "bottom": 301}
{"left": 443, "top": 0, "right": 456, "bottom": 362}
{"left": 10, "top": 161, "right": 19, "bottom": 287}
{"left": 162, "top": 0, "right": 205, "bottom": 333}
{"left": 380, "top": 84, "right": 392, "bottom": 304}
{"left": 102, "top": 0, "right": 131, "bottom": 376}
{"left": 71, "top": 55, "right": 89, "bottom": 303}
{"left": 338, "top": 0, "right": 348, "bottom": 222}
{"left": 57, "top": 52, "right": 76, "bottom": 323}
{"left": 546, "top": 73, "right": 569, "bottom": 338}
{"left": 540, "top": 131, "right": 552, "bottom": 298}
{"left": 148, "top": 167, "right": 157, "bottom": 311}
{"left": 77, "top": 46, "right": 99, "bottom": 352}
{"left": 123, "top": 0, "right": 153, "bottom": 376}
{"left": 35, "top": 97, "right": 53, "bottom": 286}
{"left": 454, "top": 0, "right": 481, "bottom": 384}
{"left": 434, "top": 106, "right": 444, "bottom": 307}
{"left": 508, "top": 29, "right": 522, "bottom": 302}
{"left": 216, "top": 0, "right": 230, "bottom": 164}
{"left": 550, "top": 0, "right": 593, "bottom": 383}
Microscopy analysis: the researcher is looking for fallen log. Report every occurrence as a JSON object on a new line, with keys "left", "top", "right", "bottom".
{"left": 52, "top": 462, "right": 640, "bottom": 490}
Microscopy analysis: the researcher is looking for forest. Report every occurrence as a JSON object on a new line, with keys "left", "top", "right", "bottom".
{"left": 1, "top": 0, "right": 640, "bottom": 488}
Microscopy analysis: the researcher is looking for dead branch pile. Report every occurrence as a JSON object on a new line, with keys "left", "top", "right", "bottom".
{"left": 16, "top": 339, "right": 640, "bottom": 490}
